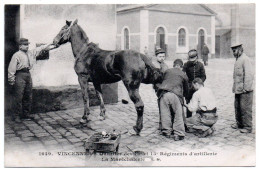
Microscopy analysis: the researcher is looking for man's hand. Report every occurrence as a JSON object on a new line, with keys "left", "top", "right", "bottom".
{"left": 242, "top": 89, "right": 249, "bottom": 93}
{"left": 45, "top": 44, "right": 57, "bottom": 51}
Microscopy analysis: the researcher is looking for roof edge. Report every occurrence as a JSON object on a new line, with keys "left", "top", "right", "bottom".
{"left": 199, "top": 4, "right": 217, "bottom": 16}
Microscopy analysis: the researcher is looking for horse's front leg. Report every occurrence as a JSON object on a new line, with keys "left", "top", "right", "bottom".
{"left": 93, "top": 83, "right": 106, "bottom": 120}
{"left": 123, "top": 81, "right": 144, "bottom": 135}
{"left": 78, "top": 75, "right": 91, "bottom": 123}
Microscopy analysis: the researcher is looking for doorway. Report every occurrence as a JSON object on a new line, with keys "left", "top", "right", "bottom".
{"left": 197, "top": 29, "right": 205, "bottom": 59}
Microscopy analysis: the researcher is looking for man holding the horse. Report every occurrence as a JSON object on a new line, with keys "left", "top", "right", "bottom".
{"left": 156, "top": 59, "right": 189, "bottom": 141}
{"left": 8, "top": 38, "right": 55, "bottom": 122}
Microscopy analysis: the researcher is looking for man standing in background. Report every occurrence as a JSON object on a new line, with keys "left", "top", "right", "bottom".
{"left": 230, "top": 44, "right": 254, "bottom": 133}
{"left": 183, "top": 49, "right": 206, "bottom": 118}
{"left": 202, "top": 43, "right": 210, "bottom": 66}
{"left": 8, "top": 38, "right": 55, "bottom": 122}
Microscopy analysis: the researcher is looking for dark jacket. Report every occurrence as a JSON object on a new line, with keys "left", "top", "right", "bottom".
{"left": 157, "top": 68, "right": 189, "bottom": 104}
{"left": 202, "top": 45, "right": 209, "bottom": 55}
{"left": 183, "top": 61, "right": 206, "bottom": 83}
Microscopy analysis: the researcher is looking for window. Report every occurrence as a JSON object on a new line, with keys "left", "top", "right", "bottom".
{"left": 156, "top": 27, "right": 165, "bottom": 49}
{"left": 124, "top": 28, "right": 129, "bottom": 49}
{"left": 178, "top": 28, "right": 186, "bottom": 46}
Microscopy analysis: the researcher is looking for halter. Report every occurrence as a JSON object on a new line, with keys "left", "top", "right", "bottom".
{"left": 60, "top": 24, "right": 73, "bottom": 41}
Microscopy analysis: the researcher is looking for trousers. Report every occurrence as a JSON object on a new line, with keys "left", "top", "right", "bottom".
{"left": 186, "top": 112, "right": 218, "bottom": 133}
{"left": 14, "top": 71, "right": 32, "bottom": 118}
{"left": 186, "top": 83, "right": 196, "bottom": 118}
{"left": 234, "top": 91, "right": 253, "bottom": 130}
{"left": 159, "top": 92, "right": 185, "bottom": 136}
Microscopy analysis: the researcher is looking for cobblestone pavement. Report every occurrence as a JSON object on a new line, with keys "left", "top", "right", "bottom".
{"left": 5, "top": 59, "right": 255, "bottom": 167}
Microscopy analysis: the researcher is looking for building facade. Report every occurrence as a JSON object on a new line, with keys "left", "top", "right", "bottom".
{"left": 116, "top": 4, "right": 216, "bottom": 59}
{"left": 209, "top": 4, "right": 255, "bottom": 58}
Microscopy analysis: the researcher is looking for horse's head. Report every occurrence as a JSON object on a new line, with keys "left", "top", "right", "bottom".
{"left": 53, "top": 19, "right": 78, "bottom": 47}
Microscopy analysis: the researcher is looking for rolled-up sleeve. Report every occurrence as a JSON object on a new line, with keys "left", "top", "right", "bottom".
{"left": 8, "top": 54, "right": 18, "bottom": 83}
{"left": 187, "top": 92, "right": 199, "bottom": 112}
{"left": 243, "top": 58, "right": 254, "bottom": 91}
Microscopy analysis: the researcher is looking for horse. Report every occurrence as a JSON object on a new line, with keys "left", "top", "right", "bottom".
{"left": 53, "top": 19, "right": 162, "bottom": 135}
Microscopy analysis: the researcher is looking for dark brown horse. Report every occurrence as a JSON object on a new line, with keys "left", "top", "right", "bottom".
{"left": 53, "top": 19, "right": 161, "bottom": 135}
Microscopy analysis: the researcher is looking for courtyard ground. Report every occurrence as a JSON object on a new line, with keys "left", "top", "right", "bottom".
{"left": 4, "top": 58, "right": 255, "bottom": 167}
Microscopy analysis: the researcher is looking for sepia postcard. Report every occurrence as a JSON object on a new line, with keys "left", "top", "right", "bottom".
{"left": 3, "top": 2, "right": 256, "bottom": 167}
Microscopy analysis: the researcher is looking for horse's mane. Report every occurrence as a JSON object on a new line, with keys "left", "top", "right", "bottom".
{"left": 75, "top": 24, "right": 89, "bottom": 44}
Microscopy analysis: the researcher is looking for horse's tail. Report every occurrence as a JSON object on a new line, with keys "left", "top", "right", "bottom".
{"left": 139, "top": 53, "right": 163, "bottom": 84}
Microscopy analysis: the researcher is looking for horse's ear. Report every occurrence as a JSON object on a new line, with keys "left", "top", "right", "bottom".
{"left": 66, "top": 20, "right": 72, "bottom": 26}
{"left": 73, "top": 19, "right": 78, "bottom": 25}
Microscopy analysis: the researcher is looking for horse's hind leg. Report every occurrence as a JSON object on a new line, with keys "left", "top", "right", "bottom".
{"left": 78, "top": 75, "right": 91, "bottom": 123}
{"left": 93, "top": 83, "right": 106, "bottom": 120}
{"left": 123, "top": 81, "right": 144, "bottom": 135}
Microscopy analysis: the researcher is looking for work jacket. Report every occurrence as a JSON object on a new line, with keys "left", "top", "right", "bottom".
{"left": 233, "top": 53, "right": 254, "bottom": 94}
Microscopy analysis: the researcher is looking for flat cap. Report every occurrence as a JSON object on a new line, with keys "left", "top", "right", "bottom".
{"left": 19, "top": 38, "right": 30, "bottom": 45}
{"left": 231, "top": 43, "right": 242, "bottom": 49}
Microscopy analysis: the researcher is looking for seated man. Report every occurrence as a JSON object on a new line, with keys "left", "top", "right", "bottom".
{"left": 156, "top": 59, "right": 189, "bottom": 141}
{"left": 184, "top": 78, "right": 218, "bottom": 137}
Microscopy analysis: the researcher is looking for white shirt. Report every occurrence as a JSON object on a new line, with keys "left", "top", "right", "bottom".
{"left": 8, "top": 45, "right": 48, "bottom": 83}
{"left": 187, "top": 86, "right": 216, "bottom": 112}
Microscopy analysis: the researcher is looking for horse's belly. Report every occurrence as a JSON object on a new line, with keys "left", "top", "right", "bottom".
{"left": 100, "top": 76, "right": 121, "bottom": 84}
{"left": 92, "top": 71, "right": 121, "bottom": 84}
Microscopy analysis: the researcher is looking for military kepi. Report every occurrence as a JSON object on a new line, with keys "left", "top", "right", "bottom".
{"left": 231, "top": 43, "right": 242, "bottom": 49}
{"left": 188, "top": 49, "right": 198, "bottom": 58}
{"left": 19, "top": 38, "right": 30, "bottom": 45}
{"left": 155, "top": 48, "right": 165, "bottom": 55}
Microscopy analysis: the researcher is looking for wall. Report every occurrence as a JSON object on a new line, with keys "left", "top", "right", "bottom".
{"left": 148, "top": 10, "right": 212, "bottom": 59}
{"left": 239, "top": 28, "right": 255, "bottom": 57}
{"left": 220, "top": 31, "right": 232, "bottom": 58}
{"left": 22, "top": 4, "right": 117, "bottom": 87}
{"left": 116, "top": 11, "right": 141, "bottom": 52}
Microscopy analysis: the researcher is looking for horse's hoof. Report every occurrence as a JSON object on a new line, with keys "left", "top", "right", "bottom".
{"left": 97, "top": 115, "right": 105, "bottom": 121}
{"left": 80, "top": 118, "right": 88, "bottom": 124}
{"left": 128, "top": 128, "right": 140, "bottom": 136}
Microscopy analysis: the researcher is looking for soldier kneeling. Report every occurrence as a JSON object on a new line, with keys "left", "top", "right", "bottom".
{"left": 184, "top": 78, "right": 218, "bottom": 138}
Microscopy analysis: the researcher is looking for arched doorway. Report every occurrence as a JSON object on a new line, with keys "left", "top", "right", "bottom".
{"left": 198, "top": 29, "right": 205, "bottom": 58}
{"left": 156, "top": 27, "right": 165, "bottom": 51}
{"left": 123, "top": 28, "right": 130, "bottom": 49}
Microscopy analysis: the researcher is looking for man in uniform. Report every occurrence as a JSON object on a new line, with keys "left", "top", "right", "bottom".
{"left": 156, "top": 59, "right": 189, "bottom": 141}
{"left": 183, "top": 49, "right": 206, "bottom": 118}
{"left": 8, "top": 38, "right": 55, "bottom": 122}
{"left": 230, "top": 44, "right": 254, "bottom": 133}
{"left": 184, "top": 78, "right": 218, "bottom": 137}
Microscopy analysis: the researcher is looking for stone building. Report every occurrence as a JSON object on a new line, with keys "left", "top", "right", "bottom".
{"left": 208, "top": 4, "right": 255, "bottom": 58}
{"left": 116, "top": 4, "right": 216, "bottom": 59}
